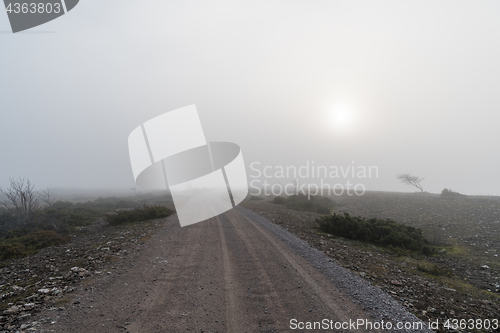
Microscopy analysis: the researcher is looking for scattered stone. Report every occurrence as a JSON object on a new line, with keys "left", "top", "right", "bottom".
{"left": 3, "top": 306, "right": 20, "bottom": 315}
{"left": 24, "top": 303, "right": 35, "bottom": 310}
{"left": 11, "top": 285, "right": 24, "bottom": 292}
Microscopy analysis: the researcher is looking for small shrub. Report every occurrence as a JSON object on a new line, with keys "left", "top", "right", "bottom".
{"left": 441, "top": 189, "right": 463, "bottom": 197}
{"left": 0, "top": 230, "right": 68, "bottom": 260}
{"left": 430, "top": 230, "right": 449, "bottom": 247}
{"left": 316, "top": 213, "right": 437, "bottom": 255}
{"left": 0, "top": 243, "right": 25, "bottom": 260}
{"left": 271, "top": 194, "right": 333, "bottom": 213}
{"left": 417, "top": 263, "right": 453, "bottom": 277}
{"left": 21, "top": 230, "right": 68, "bottom": 250}
{"left": 104, "top": 205, "right": 174, "bottom": 225}
{"left": 272, "top": 196, "right": 287, "bottom": 204}
{"left": 286, "top": 194, "right": 333, "bottom": 214}
{"left": 315, "top": 205, "right": 331, "bottom": 214}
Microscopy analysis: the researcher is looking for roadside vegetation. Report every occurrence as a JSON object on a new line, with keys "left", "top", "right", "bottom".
{"left": 0, "top": 178, "right": 172, "bottom": 261}
{"left": 440, "top": 188, "right": 464, "bottom": 197}
{"left": 316, "top": 212, "right": 437, "bottom": 255}
{"left": 104, "top": 205, "right": 174, "bottom": 225}
{"left": 272, "top": 194, "right": 333, "bottom": 214}
{"left": 416, "top": 262, "right": 453, "bottom": 277}
{"left": 0, "top": 230, "right": 68, "bottom": 260}
{"left": 243, "top": 192, "right": 500, "bottom": 329}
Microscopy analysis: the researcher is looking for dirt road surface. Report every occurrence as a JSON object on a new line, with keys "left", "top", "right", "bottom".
{"left": 37, "top": 207, "right": 429, "bottom": 332}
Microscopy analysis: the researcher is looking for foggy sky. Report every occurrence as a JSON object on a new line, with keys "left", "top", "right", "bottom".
{"left": 1, "top": 0, "right": 500, "bottom": 195}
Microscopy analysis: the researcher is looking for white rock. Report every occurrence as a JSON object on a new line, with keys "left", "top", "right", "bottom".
{"left": 50, "top": 287, "right": 62, "bottom": 295}
{"left": 23, "top": 303, "right": 35, "bottom": 310}
{"left": 3, "top": 305, "right": 20, "bottom": 314}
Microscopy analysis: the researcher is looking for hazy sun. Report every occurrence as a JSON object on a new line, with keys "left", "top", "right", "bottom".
{"left": 329, "top": 107, "right": 355, "bottom": 131}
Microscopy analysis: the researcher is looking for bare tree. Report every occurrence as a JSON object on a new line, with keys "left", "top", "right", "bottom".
{"left": 397, "top": 174, "right": 424, "bottom": 192}
{"left": 40, "top": 188, "right": 55, "bottom": 207}
{"left": 0, "top": 178, "right": 40, "bottom": 228}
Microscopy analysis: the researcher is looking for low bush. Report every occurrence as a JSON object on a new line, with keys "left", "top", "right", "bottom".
{"left": 104, "top": 205, "right": 174, "bottom": 225}
{"left": 417, "top": 263, "right": 453, "bottom": 277}
{"left": 0, "top": 197, "right": 139, "bottom": 260}
{"left": 285, "top": 194, "right": 333, "bottom": 214}
{"left": 272, "top": 194, "right": 333, "bottom": 213}
{"left": 441, "top": 189, "right": 464, "bottom": 197}
{"left": 34, "top": 206, "right": 101, "bottom": 235}
{"left": 0, "top": 243, "right": 25, "bottom": 260}
{"left": 0, "top": 230, "right": 68, "bottom": 260}
{"left": 272, "top": 196, "right": 287, "bottom": 204}
{"left": 22, "top": 230, "right": 69, "bottom": 250}
{"left": 316, "top": 213, "right": 437, "bottom": 255}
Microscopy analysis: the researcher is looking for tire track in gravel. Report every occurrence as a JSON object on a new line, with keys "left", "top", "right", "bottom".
{"left": 126, "top": 216, "right": 205, "bottom": 332}
{"left": 217, "top": 217, "right": 241, "bottom": 332}
{"left": 222, "top": 212, "right": 288, "bottom": 325}
{"left": 235, "top": 209, "right": 358, "bottom": 323}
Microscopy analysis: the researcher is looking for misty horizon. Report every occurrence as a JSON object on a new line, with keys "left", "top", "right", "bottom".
{"left": 2, "top": 0, "right": 500, "bottom": 195}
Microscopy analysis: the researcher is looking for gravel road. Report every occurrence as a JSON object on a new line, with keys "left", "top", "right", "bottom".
{"left": 37, "top": 207, "right": 431, "bottom": 332}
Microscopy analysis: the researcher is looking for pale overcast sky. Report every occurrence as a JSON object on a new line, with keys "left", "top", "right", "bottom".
{"left": 1, "top": 0, "right": 500, "bottom": 195}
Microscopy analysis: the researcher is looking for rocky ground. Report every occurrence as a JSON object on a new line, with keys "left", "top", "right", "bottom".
{"left": 1, "top": 192, "right": 499, "bottom": 332}
{"left": 0, "top": 217, "right": 165, "bottom": 332}
{"left": 241, "top": 192, "right": 500, "bottom": 333}
{"left": 14, "top": 206, "right": 431, "bottom": 333}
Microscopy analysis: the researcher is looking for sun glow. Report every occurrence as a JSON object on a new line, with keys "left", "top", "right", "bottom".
{"left": 329, "top": 107, "right": 355, "bottom": 131}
